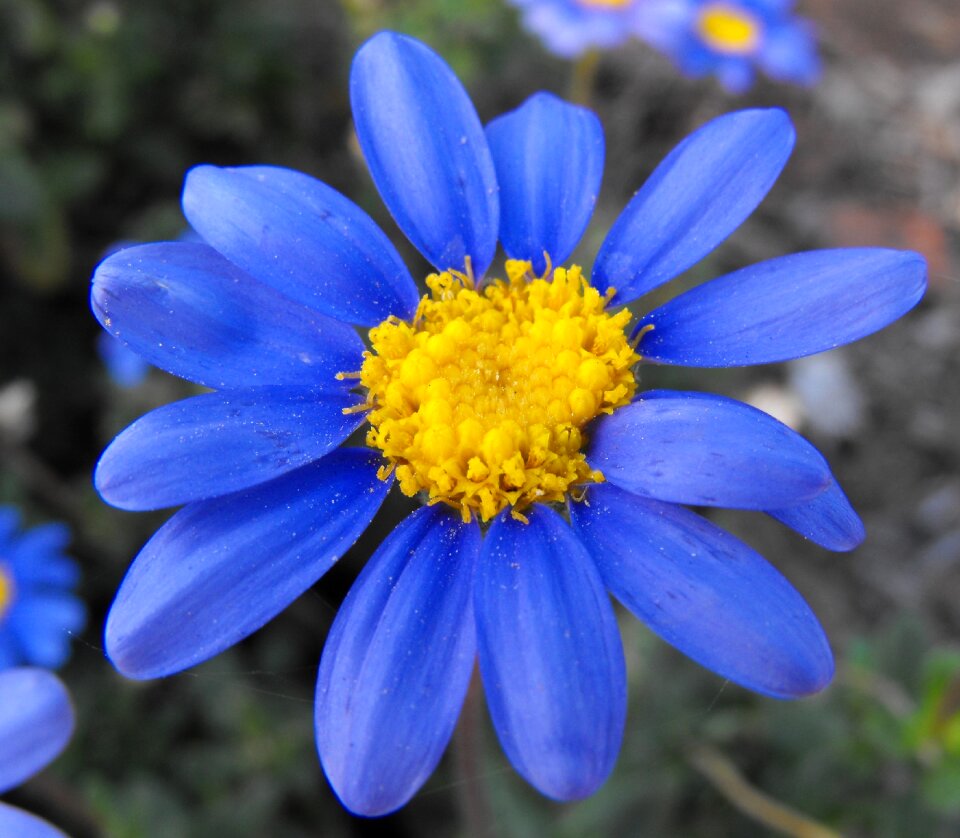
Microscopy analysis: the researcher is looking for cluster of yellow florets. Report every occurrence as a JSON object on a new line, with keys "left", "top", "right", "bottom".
{"left": 354, "top": 259, "right": 639, "bottom": 523}
{"left": 0, "top": 562, "right": 14, "bottom": 618}
{"left": 696, "top": 3, "right": 762, "bottom": 55}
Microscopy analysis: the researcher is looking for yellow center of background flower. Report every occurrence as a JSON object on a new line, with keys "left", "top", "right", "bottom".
{"left": 0, "top": 562, "right": 14, "bottom": 621}
{"left": 358, "top": 260, "right": 639, "bottom": 523}
{"left": 696, "top": 3, "right": 762, "bottom": 55}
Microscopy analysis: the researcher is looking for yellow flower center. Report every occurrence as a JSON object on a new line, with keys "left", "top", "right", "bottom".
{"left": 696, "top": 3, "right": 762, "bottom": 55}
{"left": 0, "top": 562, "right": 14, "bottom": 621}
{"left": 577, "top": 0, "right": 633, "bottom": 8}
{"left": 354, "top": 260, "right": 639, "bottom": 523}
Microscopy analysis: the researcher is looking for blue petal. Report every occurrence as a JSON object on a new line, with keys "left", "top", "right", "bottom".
{"left": 760, "top": 22, "right": 820, "bottom": 86}
{"left": 0, "top": 506, "right": 19, "bottom": 542}
{"left": 0, "top": 635, "right": 19, "bottom": 670}
{"left": 9, "top": 524, "right": 79, "bottom": 588}
{"left": 9, "top": 595, "right": 86, "bottom": 669}
{"left": 182, "top": 165, "right": 419, "bottom": 326}
{"left": 351, "top": 32, "right": 499, "bottom": 276}
{"left": 316, "top": 506, "right": 480, "bottom": 817}
{"left": 638, "top": 249, "right": 927, "bottom": 366}
{"left": 105, "top": 449, "right": 390, "bottom": 679}
{"left": 0, "top": 803, "right": 68, "bottom": 838}
{"left": 716, "top": 59, "right": 756, "bottom": 94}
{"left": 571, "top": 485, "right": 834, "bottom": 698}
{"left": 639, "top": 390, "right": 862, "bottom": 551}
{"left": 95, "top": 387, "right": 363, "bottom": 511}
{"left": 593, "top": 109, "right": 795, "bottom": 304}
{"left": 97, "top": 331, "right": 150, "bottom": 388}
{"left": 475, "top": 505, "right": 625, "bottom": 800}
{"left": 91, "top": 242, "right": 363, "bottom": 390}
{"left": 10, "top": 553, "right": 78, "bottom": 588}
{"left": 769, "top": 478, "right": 865, "bottom": 552}
{"left": 10, "top": 522, "right": 69, "bottom": 554}
{"left": 586, "top": 391, "right": 831, "bottom": 509}
{"left": 0, "top": 668, "right": 74, "bottom": 793}
{"left": 485, "top": 93, "right": 604, "bottom": 274}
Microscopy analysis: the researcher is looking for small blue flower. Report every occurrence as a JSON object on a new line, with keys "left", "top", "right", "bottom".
{"left": 0, "top": 667, "right": 74, "bottom": 838}
{"left": 508, "top": 0, "right": 818, "bottom": 92}
{"left": 97, "top": 332, "right": 151, "bottom": 389}
{"left": 645, "top": 0, "right": 821, "bottom": 91}
{"left": 0, "top": 508, "right": 85, "bottom": 671}
{"left": 91, "top": 32, "right": 925, "bottom": 816}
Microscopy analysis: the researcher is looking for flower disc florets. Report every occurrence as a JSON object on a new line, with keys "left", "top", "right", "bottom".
{"left": 696, "top": 3, "right": 762, "bottom": 56}
{"left": 0, "top": 562, "right": 14, "bottom": 620}
{"left": 358, "top": 260, "right": 639, "bottom": 523}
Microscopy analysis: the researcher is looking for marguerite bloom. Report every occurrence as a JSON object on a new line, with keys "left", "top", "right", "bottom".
{"left": 645, "top": 0, "right": 820, "bottom": 91}
{"left": 508, "top": 0, "right": 818, "bottom": 92}
{"left": 91, "top": 32, "right": 925, "bottom": 816}
{"left": 0, "top": 667, "right": 75, "bottom": 838}
{"left": 0, "top": 508, "right": 85, "bottom": 671}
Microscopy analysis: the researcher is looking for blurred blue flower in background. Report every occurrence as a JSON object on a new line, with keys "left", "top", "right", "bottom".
{"left": 508, "top": 0, "right": 819, "bottom": 91}
{"left": 0, "top": 508, "right": 85, "bottom": 671}
{"left": 91, "top": 31, "right": 924, "bottom": 816}
{"left": 0, "top": 667, "right": 74, "bottom": 837}
{"left": 97, "top": 332, "right": 150, "bottom": 389}
{"left": 646, "top": 0, "right": 820, "bottom": 91}
{"left": 506, "top": 0, "right": 668, "bottom": 57}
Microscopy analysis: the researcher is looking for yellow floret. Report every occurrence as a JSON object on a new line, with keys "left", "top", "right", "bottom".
{"left": 357, "top": 259, "right": 639, "bottom": 522}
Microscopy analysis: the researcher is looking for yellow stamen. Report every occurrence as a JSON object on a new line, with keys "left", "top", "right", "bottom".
{"left": 632, "top": 322, "right": 655, "bottom": 349}
{"left": 0, "top": 562, "right": 15, "bottom": 621}
{"left": 360, "top": 259, "right": 639, "bottom": 523}
{"left": 342, "top": 404, "right": 373, "bottom": 416}
{"left": 696, "top": 3, "right": 762, "bottom": 56}
{"left": 538, "top": 251, "right": 554, "bottom": 281}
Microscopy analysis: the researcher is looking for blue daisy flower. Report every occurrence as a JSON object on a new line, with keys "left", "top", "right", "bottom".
{"left": 0, "top": 667, "right": 74, "bottom": 838}
{"left": 0, "top": 508, "right": 85, "bottom": 671}
{"left": 91, "top": 32, "right": 926, "bottom": 816}
{"left": 508, "top": 0, "right": 818, "bottom": 92}
{"left": 642, "top": 0, "right": 820, "bottom": 91}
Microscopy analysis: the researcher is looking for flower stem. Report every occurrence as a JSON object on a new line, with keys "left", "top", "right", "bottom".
{"left": 688, "top": 744, "right": 841, "bottom": 838}
{"left": 453, "top": 666, "right": 498, "bottom": 838}
{"left": 568, "top": 48, "right": 601, "bottom": 107}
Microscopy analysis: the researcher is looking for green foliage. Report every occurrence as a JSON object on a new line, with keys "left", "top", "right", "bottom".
{"left": 345, "top": 0, "right": 521, "bottom": 83}
{"left": 0, "top": 0, "right": 350, "bottom": 292}
{"left": 460, "top": 617, "right": 960, "bottom": 837}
